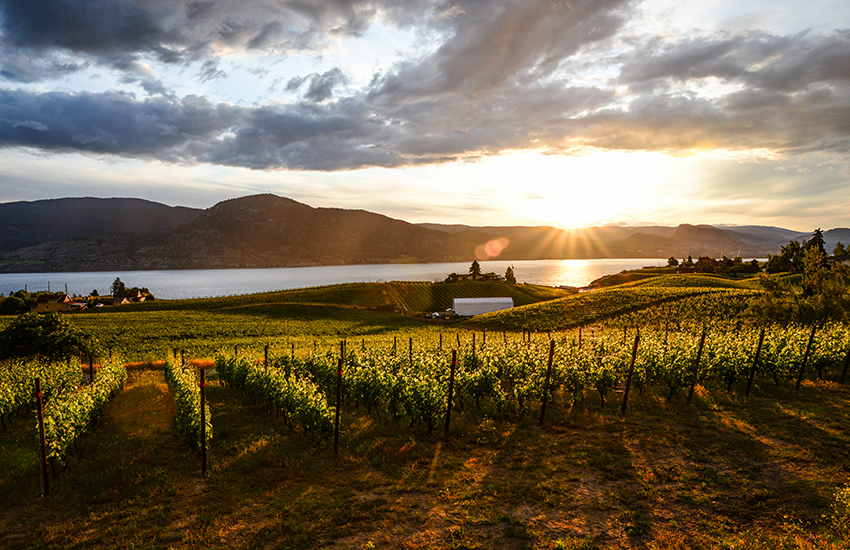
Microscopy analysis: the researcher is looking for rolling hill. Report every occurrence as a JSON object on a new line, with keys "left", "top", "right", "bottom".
{"left": 0, "top": 194, "right": 830, "bottom": 273}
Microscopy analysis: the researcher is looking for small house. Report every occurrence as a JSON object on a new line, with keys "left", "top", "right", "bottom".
{"left": 451, "top": 297, "right": 514, "bottom": 317}
{"left": 32, "top": 293, "right": 73, "bottom": 313}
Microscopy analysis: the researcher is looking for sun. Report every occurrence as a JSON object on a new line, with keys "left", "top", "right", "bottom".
{"left": 486, "top": 150, "right": 680, "bottom": 228}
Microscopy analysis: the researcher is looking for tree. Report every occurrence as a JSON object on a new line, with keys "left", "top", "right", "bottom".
{"left": 0, "top": 296, "right": 27, "bottom": 315}
{"left": 469, "top": 260, "right": 481, "bottom": 279}
{"left": 747, "top": 251, "right": 850, "bottom": 325}
{"left": 504, "top": 265, "right": 516, "bottom": 284}
{"left": 766, "top": 240, "right": 804, "bottom": 274}
{"left": 0, "top": 312, "right": 100, "bottom": 360}
{"left": 834, "top": 242, "right": 848, "bottom": 257}
{"left": 111, "top": 277, "right": 126, "bottom": 298}
{"left": 807, "top": 228, "right": 826, "bottom": 254}
{"left": 667, "top": 257, "right": 679, "bottom": 267}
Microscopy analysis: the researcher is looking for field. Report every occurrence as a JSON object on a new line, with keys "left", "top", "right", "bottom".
{"left": 1, "top": 277, "right": 850, "bottom": 549}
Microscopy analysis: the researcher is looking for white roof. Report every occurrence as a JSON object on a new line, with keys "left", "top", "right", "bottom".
{"left": 452, "top": 297, "right": 514, "bottom": 316}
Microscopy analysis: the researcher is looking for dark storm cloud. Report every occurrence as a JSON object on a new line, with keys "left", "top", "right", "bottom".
{"left": 0, "top": 0, "right": 429, "bottom": 64}
{"left": 0, "top": 0, "right": 848, "bottom": 171}
{"left": 0, "top": 89, "right": 240, "bottom": 156}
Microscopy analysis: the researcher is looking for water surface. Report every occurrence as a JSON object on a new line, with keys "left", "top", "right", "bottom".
{"left": 0, "top": 258, "right": 667, "bottom": 300}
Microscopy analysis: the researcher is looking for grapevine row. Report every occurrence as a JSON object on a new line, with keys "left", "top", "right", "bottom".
{"left": 1, "top": 357, "right": 82, "bottom": 421}
{"left": 219, "top": 322, "right": 849, "bottom": 435}
{"left": 40, "top": 359, "right": 126, "bottom": 467}
{"left": 215, "top": 355, "right": 333, "bottom": 439}
{"left": 164, "top": 361, "right": 212, "bottom": 451}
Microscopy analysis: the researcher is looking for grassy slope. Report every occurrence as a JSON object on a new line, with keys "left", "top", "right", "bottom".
{"left": 0, "top": 281, "right": 568, "bottom": 361}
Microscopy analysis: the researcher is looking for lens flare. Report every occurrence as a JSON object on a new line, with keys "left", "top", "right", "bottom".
{"left": 475, "top": 237, "right": 510, "bottom": 260}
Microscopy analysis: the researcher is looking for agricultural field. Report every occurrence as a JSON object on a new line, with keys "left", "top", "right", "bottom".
{"left": 1, "top": 275, "right": 849, "bottom": 549}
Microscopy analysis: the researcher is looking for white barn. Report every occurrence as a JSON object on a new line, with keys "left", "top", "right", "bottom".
{"left": 452, "top": 297, "right": 514, "bottom": 317}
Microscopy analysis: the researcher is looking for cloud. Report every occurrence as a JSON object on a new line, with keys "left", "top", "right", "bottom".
{"left": 0, "top": 0, "right": 848, "bottom": 173}
{"left": 287, "top": 68, "right": 350, "bottom": 102}
{"left": 0, "top": 1, "right": 432, "bottom": 70}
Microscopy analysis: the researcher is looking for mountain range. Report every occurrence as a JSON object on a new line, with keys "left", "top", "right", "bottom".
{"left": 0, "top": 195, "right": 843, "bottom": 273}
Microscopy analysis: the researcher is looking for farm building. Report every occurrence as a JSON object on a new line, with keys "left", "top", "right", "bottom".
{"left": 31, "top": 293, "right": 74, "bottom": 313}
{"left": 452, "top": 297, "right": 514, "bottom": 316}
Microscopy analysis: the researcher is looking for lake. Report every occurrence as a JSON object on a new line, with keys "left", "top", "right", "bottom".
{"left": 0, "top": 259, "right": 668, "bottom": 300}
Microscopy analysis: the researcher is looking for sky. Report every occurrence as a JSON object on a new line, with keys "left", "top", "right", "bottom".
{"left": 1, "top": 0, "right": 849, "bottom": 232}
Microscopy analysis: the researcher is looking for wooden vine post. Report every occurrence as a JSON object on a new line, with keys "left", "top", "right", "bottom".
{"left": 200, "top": 369, "right": 207, "bottom": 478}
{"left": 538, "top": 340, "right": 556, "bottom": 427}
{"left": 745, "top": 328, "right": 766, "bottom": 399}
{"left": 409, "top": 337, "right": 413, "bottom": 367}
{"left": 687, "top": 329, "right": 707, "bottom": 404}
{"left": 264, "top": 344, "right": 269, "bottom": 369}
{"left": 444, "top": 350, "right": 457, "bottom": 442}
{"left": 841, "top": 348, "right": 850, "bottom": 384}
{"left": 795, "top": 325, "right": 817, "bottom": 391}
{"left": 89, "top": 355, "right": 94, "bottom": 383}
{"left": 334, "top": 357, "right": 342, "bottom": 459}
{"left": 36, "top": 378, "right": 49, "bottom": 497}
{"left": 620, "top": 331, "right": 641, "bottom": 416}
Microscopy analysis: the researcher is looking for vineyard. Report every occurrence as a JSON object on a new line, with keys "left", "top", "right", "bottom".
{"left": 1, "top": 275, "right": 850, "bottom": 549}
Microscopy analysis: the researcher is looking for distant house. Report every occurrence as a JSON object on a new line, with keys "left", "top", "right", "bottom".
{"left": 32, "top": 293, "right": 74, "bottom": 313}
{"left": 452, "top": 297, "right": 514, "bottom": 317}
{"left": 827, "top": 254, "right": 850, "bottom": 267}
{"left": 445, "top": 272, "right": 502, "bottom": 283}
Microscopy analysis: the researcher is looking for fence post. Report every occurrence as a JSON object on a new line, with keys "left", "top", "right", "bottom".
{"left": 334, "top": 358, "right": 342, "bottom": 459}
{"left": 444, "top": 350, "right": 457, "bottom": 442}
{"left": 36, "top": 379, "right": 49, "bottom": 497}
{"left": 620, "top": 332, "right": 641, "bottom": 416}
{"left": 745, "top": 328, "right": 766, "bottom": 400}
{"left": 795, "top": 325, "right": 817, "bottom": 391}
{"left": 687, "top": 329, "right": 707, "bottom": 404}
{"left": 539, "top": 340, "right": 556, "bottom": 426}
{"left": 200, "top": 369, "right": 207, "bottom": 478}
